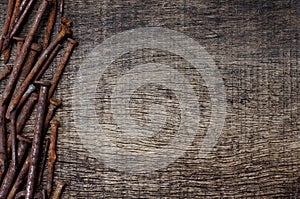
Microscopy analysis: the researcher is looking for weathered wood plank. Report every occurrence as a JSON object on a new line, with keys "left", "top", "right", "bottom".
{"left": 0, "top": 0, "right": 299, "bottom": 198}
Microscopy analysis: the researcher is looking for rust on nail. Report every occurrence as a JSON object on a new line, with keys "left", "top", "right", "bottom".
{"left": 46, "top": 119, "right": 60, "bottom": 196}
{"left": 3, "top": 0, "right": 23, "bottom": 64}
{"left": 43, "top": 0, "right": 57, "bottom": 50}
{"left": 0, "top": 105, "right": 8, "bottom": 181}
{"left": 44, "top": 98, "right": 62, "bottom": 131}
{"left": 9, "top": 110, "right": 17, "bottom": 168}
{"left": 52, "top": 181, "right": 66, "bottom": 199}
{"left": 37, "top": 139, "right": 50, "bottom": 188}
{"left": 0, "top": 65, "right": 13, "bottom": 81}
{"left": 16, "top": 92, "right": 38, "bottom": 134}
{"left": 25, "top": 80, "right": 51, "bottom": 199}
{"left": 35, "top": 44, "right": 63, "bottom": 81}
{"left": 0, "top": 0, "right": 15, "bottom": 53}
{"left": 49, "top": 38, "right": 78, "bottom": 99}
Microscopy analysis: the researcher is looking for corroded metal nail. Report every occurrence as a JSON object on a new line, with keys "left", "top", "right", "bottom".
{"left": 7, "top": 154, "right": 30, "bottom": 199}
{"left": 9, "top": 110, "right": 18, "bottom": 168}
{"left": 26, "top": 81, "right": 51, "bottom": 199}
{"left": 44, "top": 98, "right": 62, "bottom": 131}
{"left": 0, "top": 0, "right": 15, "bottom": 53}
{"left": 46, "top": 119, "right": 60, "bottom": 196}
{"left": 14, "top": 36, "right": 25, "bottom": 59}
{"left": 0, "top": 65, "right": 13, "bottom": 81}
{"left": 43, "top": 0, "right": 57, "bottom": 50}
{"left": 1, "top": 0, "right": 50, "bottom": 106}
{"left": 2, "top": 0, "right": 37, "bottom": 50}
{"left": 14, "top": 84, "right": 37, "bottom": 114}
{"left": 15, "top": 190, "right": 26, "bottom": 199}
{"left": 0, "top": 105, "right": 8, "bottom": 181}
{"left": 16, "top": 92, "right": 39, "bottom": 134}
{"left": 58, "top": 0, "right": 65, "bottom": 31}
{"left": 37, "top": 139, "right": 50, "bottom": 188}
{"left": 49, "top": 38, "right": 78, "bottom": 98}
{"left": 15, "top": 189, "right": 46, "bottom": 199}
{"left": 52, "top": 181, "right": 66, "bottom": 199}
{"left": 35, "top": 44, "right": 63, "bottom": 81}
{"left": 0, "top": 136, "right": 31, "bottom": 199}
{"left": 9, "top": 20, "right": 72, "bottom": 113}
{"left": 3, "top": 0, "right": 23, "bottom": 64}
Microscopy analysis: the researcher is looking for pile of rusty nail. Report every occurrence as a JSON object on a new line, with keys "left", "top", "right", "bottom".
{"left": 0, "top": 0, "right": 77, "bottom": 198}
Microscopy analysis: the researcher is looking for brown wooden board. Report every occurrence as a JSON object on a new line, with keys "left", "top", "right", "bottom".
{"left": 0, "top": 0, "right": 299, "bottom": 198}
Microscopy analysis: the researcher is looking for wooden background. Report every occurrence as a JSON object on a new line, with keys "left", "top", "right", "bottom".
{"left": 1, "top": 0, "right": 300, "bottom": 198}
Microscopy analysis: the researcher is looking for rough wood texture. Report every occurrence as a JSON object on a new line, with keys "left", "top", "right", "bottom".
{"left": 1, "top": 0, "right": 300, "bottom": 198}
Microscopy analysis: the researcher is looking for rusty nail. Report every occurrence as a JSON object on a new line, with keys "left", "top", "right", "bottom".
{"left": 15, "top": 190, "right": 26, "bottom": 199}
{"left": 46, "top": 119, "right": 60, "bottom": 196}
{"left": 9, "top": 20, "right": 72, "bottom": 113}
{"left": 16, "top": 92, "right": 39, "bottom": 134}
{"left": 0, "top": 0, "right": 15, "bottom": 53}
{"left": 43, "top": 0, "right": 57, "bottom": 50}
{"left": 0, "top": 65, "right": 13, "bottom": 81}
{"left": 13, "top": 84, "right": 37, "bottom": 115}
{"left": 35, "top": 44, "right": 63, "bottom": 81}
{"left": 0, "top": 136, "right": 31, "bottom": 199}
{"left": 1, "top": 0, "right": 50, "bottom": 106}
{"left": 52, "top": 181, "right": 66, "bottom": 199}
{"left": 9, "top": 110, "right": 18, "bottom": 168}
{"left": 14, "top": 36, "right": 25, "bottom": 59}
{"left": 2, "top": 0, "right": 37, "bottom": 50}
{"left": 58, "top": 0, "right": 65, "bottom": 31}
{"left": 2, "top": 0, "right": 23, "bottom": 64}
{"left": 49, "top": 38, "right": 78, "bottom": 98}
{"left": 0, "top": 105, "right": 8, "bottom": 181}
{"left": 44, "top": 98, "right": 62, "bottom": 131}
{"left": 37, "top": 139, "right": 50, "bottom": 188}
{"left": 25, "top": 80, "right": 51, "bottom": 199}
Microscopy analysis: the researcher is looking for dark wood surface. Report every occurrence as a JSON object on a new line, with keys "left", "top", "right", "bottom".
{"left": 0, "top": 0, "right": 300, "bottom": 198}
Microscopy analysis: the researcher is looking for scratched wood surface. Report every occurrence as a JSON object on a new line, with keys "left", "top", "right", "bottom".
{"left": 0, "top": 0, "right": 300, "bottom": 198}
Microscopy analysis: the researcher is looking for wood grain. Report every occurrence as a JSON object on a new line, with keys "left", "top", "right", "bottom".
{"left": 0, "top": 0, "right": 299, "bottom": 198}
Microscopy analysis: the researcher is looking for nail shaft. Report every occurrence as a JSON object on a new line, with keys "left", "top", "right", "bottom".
{"left": 25, "top": 81, "right": 51, "bottom": 199}
{"left": 44, "top": 98, "right": 62, "bottom": 131}
{"left": 37, "top": 139, "right": 49, "bottom": 188}
{"left": 35, "top": 44, "right": 63, "bottom": 81}
{"left": 0, "top": 105, "right": 7, "bottom": 181}
{"left": 49, "top": 38, "right": 78, "bottom": 98}
{"left": 52, "top": 181, "right": 66, "bottom": 199}
{"left": 43, "top": 0, "right": 57, "bottom": 50}
{"left": 0, "top": 0, "right": 15, "bottom": 53}
{"left": 16, "top": 93, "right": 38, "bottom": 134}
{"left": 3, "top": 0, "right": 22, "bottom": 64}
{"left": 1, "top": 0, "right": 50, "bottom": 106}
{"left": 14, "top": 84, "right": 37, "bottom": 115}
{"left": 0, "top": 65, "right": 13, "bottom": 81}
{"left": 9, "top": 110, "right": 17, "bottom": 167}
{"left": 46, "top": 120, "right": 60, "bottom": 196}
